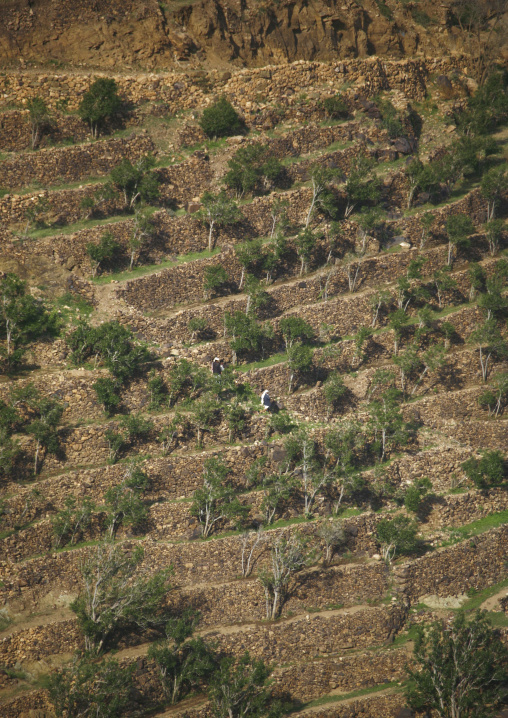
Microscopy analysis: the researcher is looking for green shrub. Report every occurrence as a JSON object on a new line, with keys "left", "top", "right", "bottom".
{"left": 199, "top": 97, "right": 242, "bottom": 138}
{"left": 78, "top": 77, "right": 122, "bottom": 138}
{"left": 462, "top": 450, "right": 506, "bottom": 489}
{"left": 93, "top": 377, "right": 121, "bottom": 416}
{"left": 323, "top": 94, "right": 349, "bottom": 119}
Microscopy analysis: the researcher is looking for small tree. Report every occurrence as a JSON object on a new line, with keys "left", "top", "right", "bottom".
{"left": 0, "top": 272, "right": 59, "bottom": 372}
{"left": 245, "top": 274, "right": 270, "bottom": 316}
{"left": 478, "top": 371, "right": 508, "bottom": 416}
{"left": 410, "top": 343, "right": 447, "bottom": 396}
{"left": 480, "top": 165, "right": 508, "bottom": 221}
{"left": 148, "top": 611, "right": 216, "bottom": 705}
{"left": 433, "top": 266, "right": 457, "bottom": 308}
{"left": 147, "top": 369, "right": 167, "bottom": 409}
{"left": 128, "top": 208, "right": 155, "bottom": 270}
{"left": 93, "top": 377, "right": 121, "bottom": 416}
{"left": 27, "top": 397, "right": 63, "bottom": 475}
{"left": 240, "top": 526, "right": 267, "bottom": 577}
{"left": 78, "top": 77, "right": 122, "bottom": 138}
{"left": 406, "top": 611, "right": 508, "bottom": 718}
{"left": 188, "top": 316, "right": 208, "bottom": 343}
{"left": 158, "top": 413, "right": 184, "bottom": 455}
{"left": 376, "top": 514, "right": 419, "bottom": 563}
{"left": 224, "top": 143, "right": 283, "bottom": 198}
{"left": 405, "top": 157, "right": 425, "bottom": 209}
{"left": 258, "top": 533, "right": 312, "bottom": 619}
{"left": 190, "top": 457, "right": 247, "bottom": 537}
{"left": 104, "top": 463, "right": 151, "bottom": 538}
{"left": 287, "top": 342, "right": 313, "bottom": 394}
{"left": 26, "top": 96, "right": 52, "bottom": 150}
{"left": 47, "top": 655, "right": 135, "bottom": 718}
{"left": 295, "top": 227, "right": 318, "bottom": 275}
{"left": 225, "top": 311, "right": 264, "bottom": 365}
{"left": 325, "top": 421, "right": 363, "bottom": 512}
{"left": 86, "top": 232, "right": 121, "bottom": 278}
{"left": 208, "top": 652, "right": 279, "bottom": 718}
{"left": 269, "top": 196, "right": 289, "bottom": 239}
{"left": 388, "top": 308, "right": 409, "bottom": 355}
{"left": 52, "top": 497, "right": 95, "bottom": 548}
{"left": 197, "top": 190, "right": 242, "bottom": 252}
{"left": 260, "top": 472, "right": 296, "bottom": 525}
{"left": 317, "top": 518, "right": 346, "bottom": 565}
{"left": 109, "top": 155, "right": 160, "bottom": 211}
{"left": 419, "top": 212, "right": 435, "bottom": 250}
{"left": 200, "top": 96, "right": 242, "bottom": 138}
{"left": 353, "top": 326, "right": 372, "bottom": 367}
{"left": 404, "top": 477, "right": 433, "bottom": 514}
{"left": 477, "top": 273, "right": 508, "bottom": 320}
{"left": 305, "top": 165, "right": 341, "bottom": 228}
{"left": 225, "top": 399, "right": 249, "bottom": 443}
{"left": 445, "top": 214, "right": 475, "bottom": 266}
{"left": 368, "top": 388, "right": 409, "bottom": 461}
{"left": 104, "top": 429, "right": 125, "bottom": 465}
{"left": 468, "top": 262, "right": 486, "bottom": 301}
{"left": 484, "top": 218, "right": 504, "bottom": 256}
{"left": 343, "top": 251, "right": 362, "bottom": 293}
{"left": 235, "top": 239, "right": 263, "bottom": 289}
{"left": 462, "top": 449, "right": 505, "bottom": 489}
{"left": 468, "top": 318, "right": 508, "bottom": 382}
{"left": 370, "top": 289, "right": 391, "bottom": 327}
{"left": 285, "top": 429, "right": 328, "bottom": 516}
{"left": 279, "top": 316, "right": 314, "bottom": 351}
{"left": 203, "top": 265, "right": 229, "bottom": 300}
{"left": 70, "top": 539, "right": 172, "bottom": 653}
{"left": 356, "top": 206, "right": 383, "bottom": 254}
{"left": 323, "top": 372, "right": 347, "bottom": 418}
{"left": 343, "top": 152, "right": 380, "bottom": 218}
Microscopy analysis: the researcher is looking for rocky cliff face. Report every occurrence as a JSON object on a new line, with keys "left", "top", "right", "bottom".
{"left": 0, "top": 0, "right": 506, "bottom": 70}
{"left": 0, "top": 0, "right": 172, "bottom": 69}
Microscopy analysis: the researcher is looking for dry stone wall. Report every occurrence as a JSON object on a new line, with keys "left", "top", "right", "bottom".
{"left": 274, "top": 649, "right": 407, "bottom": 702}
{"left": 0, "top": 58, "right": 465, "bottom": 116}
{"left": 0, "top": 109, "right": 90, "bottom": 152}
{"left": 0, "top": 134, "right": 155, "bottom": 190}
{"left": 398, "top": 523, "right": 508, "bottom": 602}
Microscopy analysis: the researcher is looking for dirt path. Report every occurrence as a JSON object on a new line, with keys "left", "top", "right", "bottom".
{"left": 480, "top": 586, "right": 508, "bottom": 612}
{"left": 292, "top": 687, "right": 400, "bottom": 716}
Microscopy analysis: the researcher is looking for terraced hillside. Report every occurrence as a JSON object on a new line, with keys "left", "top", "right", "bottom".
{"left": 0, "top": 51, "right": 507, "bottom": 718}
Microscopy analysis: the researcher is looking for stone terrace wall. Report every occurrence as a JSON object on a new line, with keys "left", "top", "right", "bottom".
{"left": 0, "top": 444, "right": 268, "bottom": 524}
{"left": 0, "top": 604, "right": 405, "bottom": 670}
{"left": 398, "top": 523, "right": 508, "bottom": 602}
{"left": 0, "top": 109, "right": 90, "bottom": 152}
{"left": 119, "top": 232, "right": 491, "bottom": 336}
{"left": 0, "top": 515, "right": 381, "bottom": 607}
{"left": 274, "top": 650, "right": 407, "bottom": 702}
{"left": 0, "top": 58, "right": 465, "bottom": 116}
{"left": 210, "top": 605, "right": 407, "bottom": 662}
{"left": 0, "top": 134, "right": 155, "bottom": 189}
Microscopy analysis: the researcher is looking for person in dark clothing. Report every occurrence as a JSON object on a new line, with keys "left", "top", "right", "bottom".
{"left": 212, "top": 357, "right": 221, "bottom": 376}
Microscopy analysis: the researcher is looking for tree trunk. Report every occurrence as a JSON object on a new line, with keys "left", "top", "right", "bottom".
{"left": 208, "top": 221, "right": 215, "bottom": 252}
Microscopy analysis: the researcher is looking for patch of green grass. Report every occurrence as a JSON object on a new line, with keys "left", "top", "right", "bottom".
{"left": 237, "top": 352, "right": 287, "bottom": 372}
{"left": 0, "top": 608, "right": 12, "bottom": 632}
{"left": 440, "top": 510, "right": 508, "bottom": 548}
{"left": 411, "top": 9, "right": 432, "bottom": 27}
{"left": 305, "top": 681, "right": 400, "bottom": 709}
{"left": 0, "top": 665, "right": 27, "bottom": 680}
{"left": 459, "top": 577, "right": 508, "bottom": 613}
{"left": 53, "top": 291, "right": 94, "bottom": 318}
{"left": 92, "top": 247, "right": 220, "bottom": 284}
{"left": 376, "top": 0, "right": 393, "bottom": 20}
